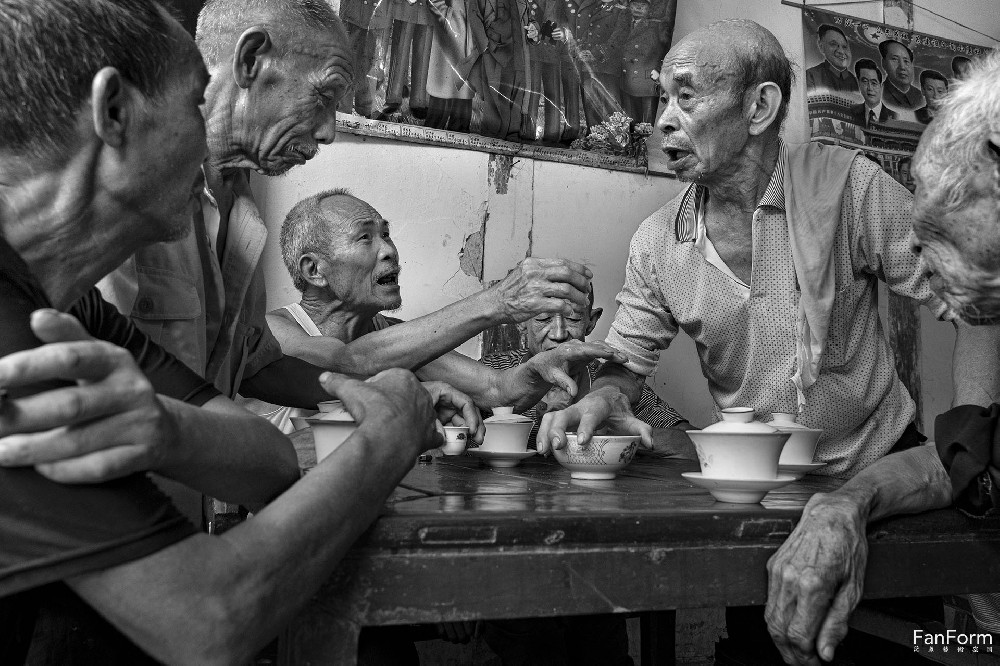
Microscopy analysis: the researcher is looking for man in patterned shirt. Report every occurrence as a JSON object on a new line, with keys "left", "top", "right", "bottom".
{"left": 481, "top": 284, "right": 692, "bottom": 452}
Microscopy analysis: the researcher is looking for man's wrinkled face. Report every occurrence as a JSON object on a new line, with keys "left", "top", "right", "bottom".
{"left": 883, "top": 42, "right": 913, "bottom": 89}
{"left": 912, "top": 155, "right": 1000, "bottom": 323}
{"left": 319, "top": 195, "right": 402, "bottom": 312}
{"left": 523, "top": 306, "right": 598, "bottom": 356}
{"left": 128, "top": 16, "right": 209, "bottom": 244}
{"left": 922, "top": 77, "right": 948, "bottom": 110}
{"left": 858, "top": 67, "right": 883, "bottom": 107}
{"left": 246, "top": 30, "right": 352, "bottom": 176}
{"left": 818, "top": 30, "right": 850, "bottom": 70}
{"left": 656, "top": 38, "right": 750, "bottom": 184}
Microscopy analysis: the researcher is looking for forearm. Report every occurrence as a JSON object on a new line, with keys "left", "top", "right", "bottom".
{"left": 592, "top": 362, "right": 645, "bottom": 405}
{"left": 239, "top": 355, "right": 331, "bottom": 409}
{"left": 952, "top": 321, "right": 1000, "bottom": 407}
{"left": 70, "top": 426, "right": 416, "bottom": 665}
{"left": 818, "top": 446, "right": 951, "bottom": 524}
{"left": 158, "top": 395, "right": 299, "bottom": 506}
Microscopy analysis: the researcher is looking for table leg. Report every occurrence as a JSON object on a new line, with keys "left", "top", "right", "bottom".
{"left": 640, "top": 610, "right": 676, "bottom": 666}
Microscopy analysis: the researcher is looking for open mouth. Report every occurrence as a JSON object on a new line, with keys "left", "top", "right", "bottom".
{"left": 375, "top": 270, "right": 400, "bottom": 287}
{"left": 663, "top": 147, "right": 692, "bottom": 163}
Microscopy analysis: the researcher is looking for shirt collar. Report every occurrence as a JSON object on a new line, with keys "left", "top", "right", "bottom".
{"left": 675, "top": 140, "right": 786, "bottom": 242}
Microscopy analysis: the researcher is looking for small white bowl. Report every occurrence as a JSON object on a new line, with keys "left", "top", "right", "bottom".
{"left": 306, "top": 418, "right": 358, "bottom": 462}
{"left": 317, "top": 400, "right": 351, "bottom": 417}
{"left": 776, "top": 428, "right": 823, "bottom": 465}
{"left": 553, "top": 433, "right": 640, "bottom": 480}
{"left": 687, "top": 430, "right": 790, "bottom": 480}
{"left": 441, "top": 426, "right": 469, "bottom": 455}
{"left": 481, "top": 417, "right": 533, "bottom": 453}
{"left": 492, "top": 406, "right": 515, "bottom": 416}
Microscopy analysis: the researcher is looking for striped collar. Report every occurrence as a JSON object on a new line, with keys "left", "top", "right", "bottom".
{"left": 675, "top": 141, "right": 787, "bottom": 242}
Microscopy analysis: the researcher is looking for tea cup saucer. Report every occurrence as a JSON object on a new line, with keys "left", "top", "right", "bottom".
{"left": 467, "top": 449, "right": 535, "bottom": 468}
{"left": 777, "top": 462, "right": 826, "bottom": 480}
{"left": 681, "top": 472, "right": 796, "bottom": 504}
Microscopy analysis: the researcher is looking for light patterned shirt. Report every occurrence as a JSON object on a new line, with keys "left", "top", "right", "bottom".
{"left": 480, "top": 349, "right": 687, "bottom": 445}
{"left": 606, "top": 152, "right": 953, "bottom": 478}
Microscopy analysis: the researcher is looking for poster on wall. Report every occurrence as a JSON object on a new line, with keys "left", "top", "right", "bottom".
{"left": 328, "top": 0, "right": 676, "bottom": 173}
{"left": 801, "top": 6, "right": 992, "bottom": 191}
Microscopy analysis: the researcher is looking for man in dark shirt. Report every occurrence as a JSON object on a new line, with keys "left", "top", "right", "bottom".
{"left": 880, "top": 38, "right": 924, "bottom": 111}
{"left": 0, "top": 1, "right": 468, "bottom": 662}
{"left": 765, "top": 53, "right": 1000, "bottom": 666}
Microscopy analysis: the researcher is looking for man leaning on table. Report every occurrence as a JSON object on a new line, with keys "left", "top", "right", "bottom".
{"left": 766, "top": 52, "right": 1000, "bottom": 666}
{"left": 0, "top": 0, "right": 479, "bottom": 663}
{"left": 536, "top": 17, "right": 1000, "bottom": 661}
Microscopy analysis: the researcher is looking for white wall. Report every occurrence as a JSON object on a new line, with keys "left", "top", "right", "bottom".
{"left": 254, "top": 0, "right": 1000, "bottom": 427}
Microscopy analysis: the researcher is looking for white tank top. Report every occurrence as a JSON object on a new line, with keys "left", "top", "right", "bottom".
{"left": 259, "top": 303, "right": 322, "bottom": 434}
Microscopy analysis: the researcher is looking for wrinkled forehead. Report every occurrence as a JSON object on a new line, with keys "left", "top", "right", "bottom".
{"left": 660, "top": 37, "right": 734, "bottom": 91}
{"left": 285, "top": 26, "right": 354, "bottom": 83}
{"left": 319, "top": 194, "right": 383, "bottom": 231}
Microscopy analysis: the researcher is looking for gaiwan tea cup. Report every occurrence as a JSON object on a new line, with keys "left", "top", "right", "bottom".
{"left": 481, "top": 415, "right": 533, "bottom": 453}
{"left": 306, "top": 406, "right": 357, "bottom": 462}
{"left": 687, "top": 407, "right": 790, "bottom": 480}
{"left": 553, "top": 433, "right": 640, "bottom": 480}
{"left": 770, "top": 412, "right": 823, "bottom": 465}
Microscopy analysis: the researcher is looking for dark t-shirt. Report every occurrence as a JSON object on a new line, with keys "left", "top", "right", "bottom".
{"left": 0, "top": 236, "right": 216, "bottom": 599}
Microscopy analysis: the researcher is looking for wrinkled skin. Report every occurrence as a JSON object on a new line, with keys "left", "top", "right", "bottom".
{"left": 764, "top": 492, "right": 868, "bottom": 665}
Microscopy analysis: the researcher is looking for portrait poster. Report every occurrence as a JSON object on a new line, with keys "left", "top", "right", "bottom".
{"left": 327, "top": 0, "right": 676, "bottom": 173}
{"left": 801, "top": 6, "right": 992, "bottom": 192}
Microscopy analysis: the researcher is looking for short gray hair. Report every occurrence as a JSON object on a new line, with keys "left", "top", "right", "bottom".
{"left": 280, "top": 188, "right": 355, "bottom": 293}
{"left": 196, "top": 0, "right": 343, "bottom": 67}
{"left": 913, "top": 52, "right": 1000, "bottom": 220}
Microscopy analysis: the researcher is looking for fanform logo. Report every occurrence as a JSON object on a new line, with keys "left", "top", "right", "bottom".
{"left": 913, "top": 629, "right": 994, "bottom": 654}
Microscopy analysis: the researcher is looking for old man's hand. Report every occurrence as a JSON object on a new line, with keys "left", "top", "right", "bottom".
{"left": 490, "top": 257, "right": 593, "bottom": 323}
{"left": 535, "top": 385, "right": 652, "bottom": 454}
{"left": 524, "top": 340, "right": 624, "bottom": 398}
{"left": 0, "top": 309, "right": 177, "bottom": 483}
{"left": 321, "top": 368, "right": 443, "bottom": 453}
{"left": 765, "top": 492, "right": 869, "bottom": 665}
{"left": 421, "top": 380, "right": 485, "bottom": 444}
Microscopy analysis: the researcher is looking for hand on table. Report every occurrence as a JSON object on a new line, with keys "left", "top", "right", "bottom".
{"left": 536, "top": 385, "right": 651, "bottom": 454}
{"left": 320, "top": 368, "right": 442, "bottom": 453}
{"left": 488, "top": 257, "right": 592, "bottom": 323}
{"left": 765, "top": 492, "right": 869, "bottom": 665}
{"left": 0, "top": 309, "right": 177, "bottom": 483}
{"left": 421, "top": 380, "right": 485, "bottom": 444}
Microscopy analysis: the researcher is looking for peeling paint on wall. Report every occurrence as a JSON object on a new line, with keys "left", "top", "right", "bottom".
{"left": 487, "top": 154, "right": 515, "bottom": 194}
{"left": 459, "top": 209, "right": 488, "bottom": 280}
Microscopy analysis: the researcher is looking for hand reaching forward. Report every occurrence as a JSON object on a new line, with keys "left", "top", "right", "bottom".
{"left": 765, "top": 492, "right": 868, "bottom": 665}
{"left": 319, "top": 368, "right": 443, "bottom": 454}
{"left": 421, "top": 380, "right": 485, "bottom": 445}
{"left": 523, "top": 340, "right": 625, "bottom": 398}
{"left": 0, "top": 309, "right": 176, "bottom": 483}
{"left": 489, "top": 257, "right": 592, "bottom": 323}
{"left": 535, "top": 385, "right": 652, "bottom": 454}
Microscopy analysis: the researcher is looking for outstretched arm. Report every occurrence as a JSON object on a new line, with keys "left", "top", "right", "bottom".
{"left": 270, "top": 258, "right": 593, "bottom": 377}
{"left": 765, "top": 445, "right": 952, "bottom": 666}
{"left": 68, "top": 370, "right": 442, "bottom": 665}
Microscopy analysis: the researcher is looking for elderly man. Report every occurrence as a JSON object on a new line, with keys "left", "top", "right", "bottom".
{"left": 0, "top": 1, "right": 478, "bottom": 663}
{"left": 100, "top": 0, "right": 593, "bottom": 416}
{"left": 915, "top": 69, "right": 949, "bottom": 124}
{"left": 849, "top": 58, "right": 897, "bottom": 127}
{"left": 766, "top": 52, "right": 1000, "bottom": 666}
{"left": 537, "top": 17, "right": 1000, "bottom": 654}
{"left": 805, "top": 24, "right": 856, "bottom": 95}
{"left": 880, "top": 39, "right": 924, "bottom": 112}
{"left": 265, "top": 190, "right": 623, "bottom": 431}
{"left": 481, "top": 285, "right": 691, "bottom": 449}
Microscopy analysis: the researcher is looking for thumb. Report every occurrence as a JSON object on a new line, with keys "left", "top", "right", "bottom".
{"left": 545, "top": 368, "right": 578, "bottom": 397}
{"left": 30, "top": 309, "right": 93, "bottom": 343}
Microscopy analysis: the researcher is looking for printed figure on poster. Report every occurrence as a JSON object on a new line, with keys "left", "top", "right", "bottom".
{"left": 802, "top": 6, "right": 993, "bottom": 191}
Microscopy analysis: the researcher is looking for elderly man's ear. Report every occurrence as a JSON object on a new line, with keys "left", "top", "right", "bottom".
{"left": 233, "top": 27, "right": 273, "bottom": 88}
{"left": 90, "top": 67, "right": 133, "bottom": 149}
{"left": 745, "top": 82, "right": 783, "bottom": 137}
{"left": 585, "top": 307, "right": 604, "bottom": 337}
{"left": 299, "top": 253, "right": 329, "bottom": 289}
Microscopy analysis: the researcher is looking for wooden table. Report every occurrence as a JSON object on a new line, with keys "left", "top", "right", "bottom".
{"left": 280, "top": 451, "right": 1000, "bottom": 665}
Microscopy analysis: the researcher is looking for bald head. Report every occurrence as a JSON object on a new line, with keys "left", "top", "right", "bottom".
{"left": 196, "top": 0, "right": 346, "bottom": 67}
{"left": 666, "top": 19, "right": 793, "bottom": 133}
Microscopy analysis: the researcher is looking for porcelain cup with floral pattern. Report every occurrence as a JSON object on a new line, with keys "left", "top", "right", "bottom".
{"left": 553, "top": 432, "right": 640, "bottom": 480}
